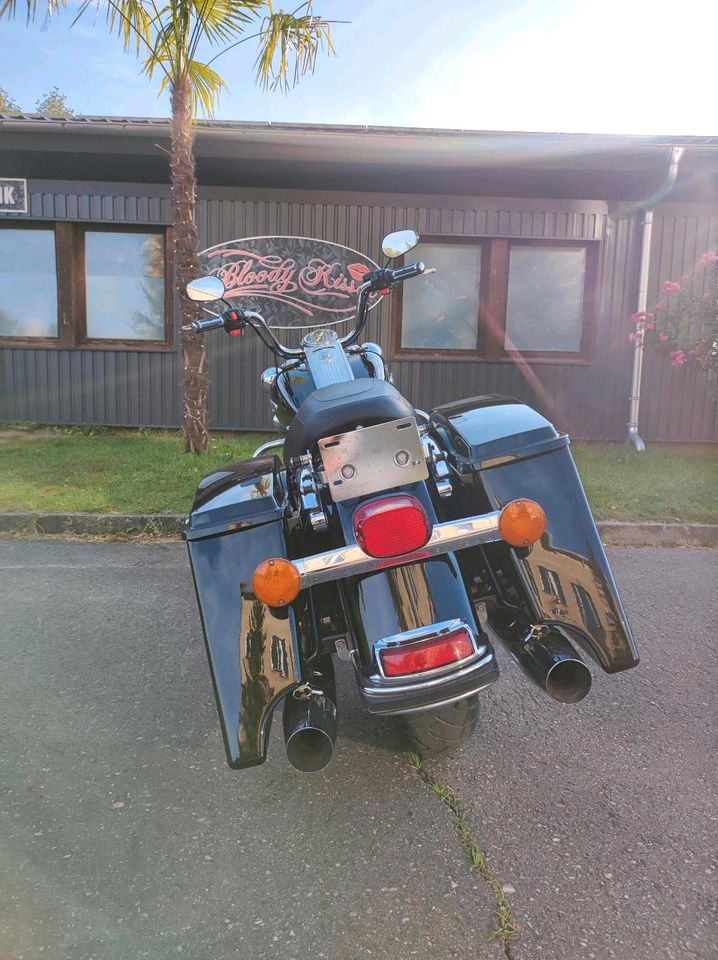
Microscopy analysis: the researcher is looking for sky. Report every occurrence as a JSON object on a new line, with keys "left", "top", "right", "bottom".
{"left": 1, "top": 0, "right": 716, "bottom": 135}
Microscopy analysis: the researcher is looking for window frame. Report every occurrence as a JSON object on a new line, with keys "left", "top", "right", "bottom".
{"left": 391, "top": 235, "right": 600, "bottom": 363}
{"left": 0, "top": 221, "right": 173, "bottom": 351}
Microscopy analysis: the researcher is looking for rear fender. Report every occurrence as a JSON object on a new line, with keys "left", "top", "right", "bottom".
{"left": 334, "top": 482, "right": 499, "bottom": 713}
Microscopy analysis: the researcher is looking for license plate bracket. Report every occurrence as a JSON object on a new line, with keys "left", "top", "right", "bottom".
{"left": 319, "top": 417, "right": 428, "bottom": 503}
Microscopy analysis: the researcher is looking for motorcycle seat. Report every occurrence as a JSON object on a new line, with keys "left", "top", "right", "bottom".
{"left": 284, "top": 378, "right": 415, "bottom": 462}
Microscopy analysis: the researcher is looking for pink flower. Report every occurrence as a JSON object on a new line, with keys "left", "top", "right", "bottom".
{"left": 644, "top": 321, "right": 655, "bottom": 331}
{"left": 659, "top": 332, "right": 669, "bottom": 343}
{"left": 670, "top": 350, "right": 687, "bottom": 366}
{"left": 663, "top": 281, "right": 682, "bottom": 295}
{"left": 699, "top": 251, "right": 718, "bottom": 266}
{"left": 628, "top": 331, "right": 638, "bottom": 343}
{"left": 655, "top": 299, "right": 668, "bottom": 311}
{"left": 630, "top": 311, "right": 654, "bottom": 323}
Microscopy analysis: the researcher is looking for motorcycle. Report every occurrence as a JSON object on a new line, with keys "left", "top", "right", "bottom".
{"left": 184, "top": 229, "right": 639, "bottom": 773}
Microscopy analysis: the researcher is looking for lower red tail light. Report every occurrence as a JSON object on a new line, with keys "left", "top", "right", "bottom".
{"left": 353, "top": 495, "right": 432, "bottom": 559}
{"left": 379, "top": 626, "right": 475, "bottom": 677}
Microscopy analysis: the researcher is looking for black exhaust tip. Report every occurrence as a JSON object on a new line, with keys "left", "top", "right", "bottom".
{"left": 283, "top": 667, "right": 338, "bottom": 773}
{"left": 495, "top": 622, "right": 592, "bottom": 704}
{"left": 545, "top": 657, "right": 592, "bottom": 703}
{"left": 285, "top": 725, "right": 335, "bottom": 773}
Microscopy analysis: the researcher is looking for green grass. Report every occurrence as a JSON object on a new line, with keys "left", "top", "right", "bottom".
{"left": 0, "top": 427, "right": 268, "bottom": 514}
{"left": 0, "top": 426, "right": 715, "bottom": 522}
{"left": 571, "top": 442, "right": 717, "bottom": 523}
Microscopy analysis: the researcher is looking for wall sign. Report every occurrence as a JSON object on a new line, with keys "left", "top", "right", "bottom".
{"left": 0, "top": 178, "right": 28, "bottom": 214}
{"left": 201, "top": 235, "right": 381, "bottom": 328}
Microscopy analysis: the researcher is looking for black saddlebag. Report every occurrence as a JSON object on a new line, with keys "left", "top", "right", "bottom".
{"left": 183, "top": 455, "right": 301, "bottom": 768}
{"left": 430, "top": 396, "right": 639, "bottom": 673}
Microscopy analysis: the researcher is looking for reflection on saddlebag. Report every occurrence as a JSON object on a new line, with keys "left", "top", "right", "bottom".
{"left": 183, "top": 455, "right": 301, "bottom": 768}
{"left": 430, "top": 396, "right": 639, "bottom": 673}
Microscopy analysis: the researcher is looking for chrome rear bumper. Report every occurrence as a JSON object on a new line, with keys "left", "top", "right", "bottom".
{"left": 293, "top": 510, "right": 502, "bottom": 587}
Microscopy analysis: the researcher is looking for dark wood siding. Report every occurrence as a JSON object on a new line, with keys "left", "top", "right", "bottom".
{"left": 1, "top": 180, "right": 716, "bottom": 442}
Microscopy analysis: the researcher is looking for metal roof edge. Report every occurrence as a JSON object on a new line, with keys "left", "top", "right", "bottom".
{"left": 1, "top": 112, "right": 717, "bottom": 146}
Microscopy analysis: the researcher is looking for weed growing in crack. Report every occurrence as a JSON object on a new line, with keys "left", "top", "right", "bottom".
{"left": 410, "top": 753, "right": 517, "bottom": 957}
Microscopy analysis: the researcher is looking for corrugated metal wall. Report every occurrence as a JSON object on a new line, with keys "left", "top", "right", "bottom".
{"left": 0, "top": 182, "right": 182, "bottom": 427}
{"left": 1, "top": 180, "right": 716, "bottom": 442}
{"left": 640, "top": 203, "right": 718, "bottom": 442}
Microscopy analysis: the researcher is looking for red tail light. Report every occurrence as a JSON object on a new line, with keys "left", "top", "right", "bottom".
{"left": 379, "top": 626, "right": 475, "bottom": 677}
{"left": 353, "top": 495, "right": 431, "bottom": 558}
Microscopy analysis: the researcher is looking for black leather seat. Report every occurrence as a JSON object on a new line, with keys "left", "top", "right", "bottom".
{"left": 284, "top": 378, "right": 415, "bottom": 461}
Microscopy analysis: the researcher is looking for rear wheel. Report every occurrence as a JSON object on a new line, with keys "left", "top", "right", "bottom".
{"left": 401, "top": 695, "right": 480, "bottom": 759}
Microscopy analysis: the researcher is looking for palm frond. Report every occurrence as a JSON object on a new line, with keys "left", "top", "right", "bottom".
{"left": 254, "top": 1, "right": 334, "bottom": 92}
{"left": 186, "top": 57, "right": 227, "bottom": 114}
{"left": 151, "top": 54, "right": 226, "bottom": 116}
{"left": 188, "top": 0, "right": 260, "bottom": 50}
{"left": 101, "top": 0, "right": 156, "bottom": 56}
{"left": 0, "top": 0, "right": 63, "bottom": 23}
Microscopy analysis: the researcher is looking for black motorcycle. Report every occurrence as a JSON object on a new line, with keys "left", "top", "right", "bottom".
{"left": 184, "top": 229, "right": 638, "bottom": 772}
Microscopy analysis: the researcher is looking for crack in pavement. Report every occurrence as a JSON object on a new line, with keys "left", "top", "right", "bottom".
{"left": 410, "top": 754, "right": 518, "bottom": 959}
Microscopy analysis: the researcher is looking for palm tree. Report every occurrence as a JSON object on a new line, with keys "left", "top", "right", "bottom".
{"left": 2, "top": 1, "right": 333, "bottom": 453}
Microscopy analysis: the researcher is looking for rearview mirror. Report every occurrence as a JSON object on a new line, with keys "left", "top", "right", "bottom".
{"left": 382, "top": 229, "right": 419, "bottom": 259}
{"left": 186, "top": 275, "right": 226, "bottom": 302}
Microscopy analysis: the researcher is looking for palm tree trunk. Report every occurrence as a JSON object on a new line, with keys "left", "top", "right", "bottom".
{"left": 171, "top": 75, "right": 208, "bottom": 454}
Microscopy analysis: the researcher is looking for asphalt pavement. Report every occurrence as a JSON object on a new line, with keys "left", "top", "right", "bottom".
{"left": 1, "top": 541, "right": 716, "bottom": 960}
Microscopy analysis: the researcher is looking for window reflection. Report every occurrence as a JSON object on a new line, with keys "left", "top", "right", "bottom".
{"left": 85, "top": 231, "right": 165, "bottom": 341}
{"left": 401, "top": 243, "right": 480, "bottom": 350}
{"left": 0, "top": 229, "right": 57, "bottom": 338}
{"left": 538, "top": 565, "right": 567, "bottom": 605}
{"left": 572, "top": 583, "right": 602, "bottom": 631}
{"left": 505, "top": 246, "right": 586, "bottom": 352}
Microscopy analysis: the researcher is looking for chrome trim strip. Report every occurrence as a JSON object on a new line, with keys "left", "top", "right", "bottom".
{"left": 293, "top": 510, "right": 502, "bottom": 587}
{"left": 253, "top": 437, "right": 285, "bottom": 457}
{"left": 361, "top": 649, "right": 497, "bottom": 700}
{"left": 373, "top": 618, "right": 480, "bottom": 681}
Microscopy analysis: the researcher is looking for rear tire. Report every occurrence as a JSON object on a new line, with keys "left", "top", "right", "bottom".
{"left": 401, "top": 695, "right": 480, "bottom": 759}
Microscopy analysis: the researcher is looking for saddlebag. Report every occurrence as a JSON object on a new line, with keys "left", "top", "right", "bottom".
{"left": 430, "top": 396, "right": 639, "bottom": 673}
{"left": 184, "top": 455, "right": 301, "bottom": 768}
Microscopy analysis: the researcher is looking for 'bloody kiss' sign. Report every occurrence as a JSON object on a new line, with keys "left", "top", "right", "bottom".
{"left": 0, "top": 178, "right": 27, "bottom": 214}
{"left": 200, "top": 236, "right": 381, "bottom": 327}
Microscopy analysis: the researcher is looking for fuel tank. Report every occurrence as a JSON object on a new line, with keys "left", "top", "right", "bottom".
{"left": 271, "top": 346, "right": 386, "bottom": 428}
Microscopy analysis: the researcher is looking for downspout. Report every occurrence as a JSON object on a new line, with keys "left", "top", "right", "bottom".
{"left": 627, "top": 145, "right": 685, "bottom": 450}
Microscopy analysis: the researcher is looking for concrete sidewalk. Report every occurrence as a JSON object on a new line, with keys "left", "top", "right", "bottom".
{"left": 1, "top": 541, "right": 716, "bottom": 959}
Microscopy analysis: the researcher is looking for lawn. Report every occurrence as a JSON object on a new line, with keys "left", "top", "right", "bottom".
{"left": 0, "top": 426, "right": 716, "bottom": 522}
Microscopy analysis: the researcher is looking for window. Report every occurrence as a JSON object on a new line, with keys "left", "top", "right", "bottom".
{"left": 401, "top": 243, "right": 481, "bottom": 350}
{"left": 393, "top": 237, "right": 597, "bottom": 360}
{"left": 0, "top": 222, "right": 171, "bottom": 349}
{"left": 0, "top": 227, "right": 58, "bottom": 340}
{"left": 85, "top": 231, "right": 167, "bottom": 341}
{"left": 505, "top": 246, "right": 587, "bottom": 352}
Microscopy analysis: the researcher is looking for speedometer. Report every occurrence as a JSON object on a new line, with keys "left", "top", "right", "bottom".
{"left": 301, "top": 328, "right": 340, "bottom": 348}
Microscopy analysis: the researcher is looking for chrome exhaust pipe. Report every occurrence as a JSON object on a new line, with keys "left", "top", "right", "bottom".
{"left": 490, "top": 616, "right": 592, "bottom": 703}
{"left": 283, "top": 667, "right": 337, "bottom": 772}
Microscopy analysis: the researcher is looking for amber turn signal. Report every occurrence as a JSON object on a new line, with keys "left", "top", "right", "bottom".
{"left": 499, "top": 498, "right": 546, "bottom": 547}
{"left": 252, "top": 558, "right": 301, "bottom": 607}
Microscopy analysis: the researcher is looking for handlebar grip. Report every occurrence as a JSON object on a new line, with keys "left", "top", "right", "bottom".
{"left": 190, "top": 315, "right": 226, "bottom": 333}
{"left": 390, "top": 261, "right": 425, "bottom": 282}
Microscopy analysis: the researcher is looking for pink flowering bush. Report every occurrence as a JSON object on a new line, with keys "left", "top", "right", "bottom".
{"left": 628, "top": 252, "right": 718, "bottom": 376}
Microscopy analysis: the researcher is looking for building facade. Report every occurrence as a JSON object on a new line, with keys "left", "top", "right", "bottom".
{"left": 1, "top": 115, "right": 716, "bottom": 442}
